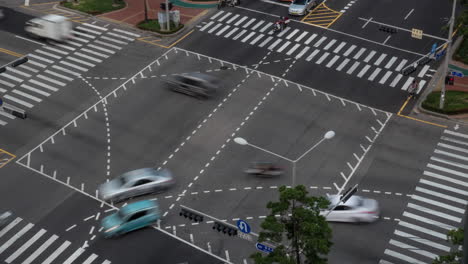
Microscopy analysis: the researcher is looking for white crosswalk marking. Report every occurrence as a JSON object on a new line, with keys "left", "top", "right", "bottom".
{"left": 0, "top": 223, "right": 34, "bottom": 254}
{"left": 252, "top": 20, "right": 265, "bottom": 30}
{"left": 72, "top": 30, "right": 96, "bottom": 39}
{"left": 385, "top": 56, "right": 397, "bottom": 69}
{"left": 2, "top": 73, "right": 24, "bottom": 83}
{"left": 374, "top": 53, "right": 387, "bottom": 66}
{"left": 378, "top": 71, "right": 392, "bottom": 84}
{"left": 21, "top": 235, "right": 58, "bottom": 264}
{"left": 82, "top": 253, "right": 98, "bottom": 264}
{"left": 6, "top": 67, "right": 32, "bottom": 78}
{"left": 304, "top": 34, "right": 317, "bottom": 45}
{"left": 67, "top": 56, "right": 95, "bottom": 67}
{"left": 63, "top": 247, "right": 86, "bottom": 264}
{"left": 295, "top": 47, "right": 310, "bottom": 59}
{"left": 241, "top": 32, "right": 256, "bottom": 43}
{"left": 401, "top": 77, "right": 414, "bottom": 91}
{"left": 208, "top": 23, "right": 223, "bottom": 34}
{"left": 0, "top": 79, "right": 14, "bottom": 87}
{"left": 250, "top": 34, "right": 264, "bottom": 45}
{"left": 227, "top": 14, "right": 240, "bottom": 24}
{"left": 224, "top": 27, "right": 239, "bottom": 38}
{"left": 428, "top": 162, "right": 468, "bottom": 178}
{"left": 81, "top": 48, "right": 109, "bottom": 58}
{"left": 36, "top": 49, "right": 62, "bottom": 59}
{"left": 243, "top": 18, "right": 256, "bottom": 28}
{"left": 52, "top": 65, "right": 82, "bottom": 77}
{"left": 212, "top": 11, "right": 224, "bottom": 20}
{"left": 343, "top": 45, "right": 356, "bottom": 56}
{"left": 420, "top": 177, "right": 468, "bottom": 196}
{"left": 0, "top": 87, "right": 7, "bottom": 93}
{"left": 316, "top": 52, "right": 329, "bottom": 65}
{"left": 395, "top": 59, "right": 407, "bottom": 72}
{"left": 424, "top": 170, "right": 468, "bottom": 188}
{"left": 277, "top": 41, "right": 291, "bottom": 53}
{"left": 412, "top": 195, "right": 464, "bottom": 213}
{"left": 233, "top": 29, "right": 247, "bottom": 40}
{"left": 30, "top": 79, "right": 59, "bottom": 92}
{"left": 37, "top": 74, "right": 66, "bottom": 86}
{"left": 357, "top": 65, "right": 371, "bottom": 78}
{"left": 44, "top": 70, "right": 74, "bottom": 81}
{"left": 88, "top": 44, "right": 115, "bottom": 54}
{"left": 336, "top": 58, "right": 350, "bottom": 71}
{"left": 403, "top": 211, "right": 455, "bottom": 230}
{"left": 84, "top": 23, "right": 108, "bottom": 31}
{"left": 399, "top": 221, "right": 447, "bottom": 239}
{"left": 407, "top": 202, "right": 461, "bottom": 222}
{"left": 44, "top": 46, "right": 69, "bottom": 55}
{"left": 42, "top": 241, "right": 71, "bottom": 264}
{"left": 324, "top": 39, "right": 336, "bottom": 50}
{"left": 417, "top": 186, "right": 467, "bottom": 206}
{"left": 4, "top": 95, "right": 34, "bottom": 108}
{"left": 259, "top": 22, "right": 272, "bottom": 32}
{"left": 0, "top": 218, "right": 22, "bottom": 239}
{"left": 19, "top": 64, "right": 39, "bottom": 73}
{"left": 418, "top": 65, "right": 430, "bottom": 77}
{"left": 368, "top": 68, "right": 381, "bottom": 81}
{"left": 326, "top": 55, "right": 340, "bottom": 68}
{"left": 333, "top": 42, "right": 346, "bottom": 53}
{"left": 72, "top": 36, "right": 90, "bottom": 43}
{"left": 384, "top": 249, "right": 426, "bottom": 264}
{"left": 346, "top": 61, "right": 360, "bottom": 74}
{"left": 258, "top": 36, "right": 273, "bottom": 47}
{"left": 313, "top": 36, "right": 327, "bottom": 47}
{"left": 268, "top": 39, "right": 282, "bottom": 50}
{"left": 235, "top": 16, "right": 248, "bottom": 26}
{"left": 112, "top": 28, "right": 139, "bottom": 37}
{"left": 295, "top": 31, "right": 308, "bottom": 42}
{"left": 277, "top": 27, "right": 291, "bottom": 37}
{"left": 21, "top": 84, "right": 51, "bottom": 97}
{"left": 13, "top": 89, "right": 42, "bottom": 102}
{"left": 286, "top": 29, "right": 299, "bottom": 40}
{"left": 416, "top": 80, "right": 426, "bottom": 93}
{"left": 6, "top": 229, "right": 46, "bottom": 263}
{"left": 445, "top": 129, "right": 468, "bottom": 139}
{"left": 216, "top": 25, "right": 231, "bottom": 36}
{"left": 364, "top": 50, "right": 376, "bottom": 63}
{"left": 218, "top": 12, "right": 232, "bottom": 22}
{"left": 28, "top": 60, "right": 47, "bottom": 68}
{"left": 394, "top": 230, "right": 450, "bottom": 252}
{"left": 286, "top": 43, "right": 300, "bottom": 55}
{"left": 95, "top": 40, "right": 122, "bottom": 50}
{"left": 353, "top": 47, "right": 366, "bottom": 59}
{"left": 76, "top": 26, "right": 101, "bottom": 35}
{"left": 389, "top": 74, "right": 403, "bottom": 87}
{"left": 306, "top": 50, "right": 320, "bottom": 62}
{"left": 29, "top": 54, "right": 54, "bottom": 64}
{"left": 389, "top": 239, "right": 438, "bottom": 259}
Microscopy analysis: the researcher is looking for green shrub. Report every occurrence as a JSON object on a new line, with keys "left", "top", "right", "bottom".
{"left": 454, "top": 37, "right": 468, "bottom": 65}
{"left": 422, "top": 91, "right": 468, "bottom": 114}
{"left": 62, "top": 0, "right": 125, "bottom": 15}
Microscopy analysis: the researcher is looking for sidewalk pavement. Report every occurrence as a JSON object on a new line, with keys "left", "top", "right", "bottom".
{"left": 98, "top": 0, "right": 215, "bottom": 26}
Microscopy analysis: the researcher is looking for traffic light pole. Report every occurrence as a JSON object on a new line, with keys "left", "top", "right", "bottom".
{"left": 165, "top": 0, "right": 170, "bottom": 31}
{"left": 439, "top": 0, "right": 457, "bottom": 109}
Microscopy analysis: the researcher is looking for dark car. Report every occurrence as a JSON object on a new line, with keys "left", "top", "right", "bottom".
{"left": 244, "top": 162, "right": 284, "bottom": 177}
{"left": 165, "top": 73, "right": 220, "bottom": 98}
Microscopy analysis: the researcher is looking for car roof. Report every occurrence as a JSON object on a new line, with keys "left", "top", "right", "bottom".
{"left": 120, "top": 168, "right": 169, "bottom": 181}
{"left": 42, "top": 14, "right": 67, "bottom": 22}
{"left": 328, "top": 195, "right": 362, "bottom": 207}
{"left": 178, "top": 73, "right": 218, "bottom": 82}
{"left": 120, "top": 200, "right": 158, "bottom": 215}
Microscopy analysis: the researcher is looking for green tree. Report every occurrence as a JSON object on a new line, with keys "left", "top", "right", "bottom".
{"left": 433, "top": 228, "right": 464, "bottom": 264}
{"left": 251, "top": 185, "right": 332, "bottom": 264}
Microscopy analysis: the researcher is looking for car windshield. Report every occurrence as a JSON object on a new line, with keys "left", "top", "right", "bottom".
{"left": 293, "top": 0, "right": 307, "bottom": 5}
{"left": 117, "top": 210, "right": 127, "bottom": 220}
{"left": 119, "top": 176, "right": 127, "bottom": 186}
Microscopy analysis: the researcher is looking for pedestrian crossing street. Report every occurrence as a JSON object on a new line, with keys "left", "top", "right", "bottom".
{"left": 0, "top": 216, "right": 110, "bottom": 264}
{"left": 0, "top": 23, "right": 141, "bottom": 126}
{"left": 381, "top": 129, "right": 468, "bottom": 264}
{"left": 199, "top": 11, "right": 433, "bottom": 93}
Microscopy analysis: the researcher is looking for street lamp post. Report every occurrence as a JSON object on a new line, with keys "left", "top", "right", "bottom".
{"left": 234, "top": 131, "right": 335, "bottom": 187}
{"left": 439, "top": 0, "right": 457, "bottom": 109}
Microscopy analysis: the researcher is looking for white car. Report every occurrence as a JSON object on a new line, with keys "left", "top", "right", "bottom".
{"left": 321, "top": 195, "right": 379, "bottom": 223}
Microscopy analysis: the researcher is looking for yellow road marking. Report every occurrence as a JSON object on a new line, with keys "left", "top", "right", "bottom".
{"left": 0, "top": 149, "right": 16, "bottom": 169}
{"left": 301, "top": 2, "right": 342, "bottom": 28}
{"left": 137, "top": 29, "right": 194, "bottom": 49}
{"left": 397, "top": 96, "right": 447, "bottom": 128}
{"left": 0, "top": 48, "right": 23, "bottom": 57}
{"left": 28, "top": 1, "right": 59, "bottom": 6}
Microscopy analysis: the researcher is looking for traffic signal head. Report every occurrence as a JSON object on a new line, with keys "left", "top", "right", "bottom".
{"left": 179, "top": 209, "right": 204, "bottom": 222}
{"left": 212, "top": 222, "right": 238, "bottom": 236}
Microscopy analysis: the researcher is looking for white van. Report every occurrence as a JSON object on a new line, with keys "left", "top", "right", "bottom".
{"left": 25, "top": 14, "right": 73, "bottom": 42}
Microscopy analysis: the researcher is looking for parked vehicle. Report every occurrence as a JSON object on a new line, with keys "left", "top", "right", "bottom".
{"left": 288, "top": 0, "right": 318, "bottom": 15}
{"left": 321, "top": 195, "right": 380, "bottom": 223}
{"left": 244, "top": 162, "right": 284, "bottom": 177}
{"left": 0, "top": 211, "right": 12, "bottom": 229}
{"left": 165, "top": 72, "right": 220, "bottom": 98}
{"left": 25, "top": 14, "right": 73, "bottom": 42}
{"left": 101, "top": 200, "right": 160, "bottom": 238}
{"left": 99, "top": 168, "right": 175, "bottom": 202}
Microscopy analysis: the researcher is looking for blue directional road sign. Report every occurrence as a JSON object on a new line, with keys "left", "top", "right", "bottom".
{"left": 451, "top": 71, "right": 464, "bottom": 77}
{"left": 0, "top": 97, "right": 2, "bottom": 107}
{"left": 256, "top": 243, "right": 274, "bottom": 253}
{"left": 236, "top": 219, "right": 251, "bottom": 234}
{"left": 431, "top": 43, "right": 438, "bottom": 54}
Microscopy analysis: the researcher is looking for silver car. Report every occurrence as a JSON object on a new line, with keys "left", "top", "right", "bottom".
{"left": 99, "top": 168, "right": 175, "bottom": 202}
{"left": 165, "top": 72, "right": 220, "bottom": 98}
{"left": 288, "top": 0, "right": 318, "bottom": 15}
{"left": 321, "top": 195, "right": 380, "bottom": 223}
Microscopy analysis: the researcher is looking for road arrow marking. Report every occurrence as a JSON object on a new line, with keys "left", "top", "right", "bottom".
{"left": 455, "top": 124, "right": 460, "bottom": 130}
{"left": 82, "top": 240, "right": 89, "bottom": 249}
{"left": 429, "top": 69, "right": 437, "bottom": 72}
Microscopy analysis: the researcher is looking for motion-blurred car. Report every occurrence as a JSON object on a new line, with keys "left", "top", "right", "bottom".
{"left": 99, "top": 168, "right": 175, "bottom": 202}
{"left": 25, "top": 15, "right": 72, "bottom": 42}
{"left": 321, "top": 195, "right": 379, "bottom": 223}
{"left": 244, "top": 162, "right": 284, "bottom": 177}
{"left": 288, "top": 0, "right": 318, "bottom": 15}
{"left": 165, "top": 72, "right": 220, "bottom": 98}
{"left": 0, "top": 211, "right": 12, "bottom": 229}
{"left": 101, "top": 200, "right": 160, "bottom": 238}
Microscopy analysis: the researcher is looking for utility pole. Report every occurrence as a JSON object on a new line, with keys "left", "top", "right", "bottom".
{"left": 440, "top": 0, "right": 457, "bottom": 109}
{"left": 24, "top": 0, "right": 30, "bottom": 6}
{"left": 143, "top": 0, "right": 148, "bottom": 21}
{"left": 165, "top": 0, "right": 170, "bottom": 31}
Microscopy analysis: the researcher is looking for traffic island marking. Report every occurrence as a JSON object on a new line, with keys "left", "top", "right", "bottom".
{"left": 301, "top": 2, "right": 343, "bottom": 28}
{"left": 0, "top": 149, "right": 16, "bottom": 168}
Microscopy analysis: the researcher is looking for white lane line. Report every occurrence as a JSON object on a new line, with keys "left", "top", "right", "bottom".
{"left": 107, "top": 32, "right": 134, "bottom": 41}
{"left": 67, "top": 56, "right": 96, "bottom": 67}
{"left": 326, "top": 55, "right": 340, "bottom": 68}
{"left": 0, "top": 223, "right": 34, "bottom": 254}
{"left": 336, "top": 58, "right": 350, "bottom": 71}
{"left": 343, "top": 44, "right": 356, "bottom": 56}
{"left": 416, "top": 186, "right": 467, "bottom": 205}
{"left": 258, "top": 36, "right": 273, "bottom": 47}
{"left": 404, "top": 9, "right": 414, "bottom": 20}
{"left": 384, "top": 249, "right": 426, "bottom": 264}
{"left": 82, "top": 253, "right": 98, "bottom": 264}
{"left": 243, "top": 18, "right": 256, "bottom": 28}
{"left": 295, "top": 31, "right": 308, "bottom": 42}
{"left": 74, "top": 52, "right": 103, "bottom": 63}
{"left": 286, "top": 29, "right": 300, "bottom": 39}
{"left": 94, "top": 40, "right": 122, "bottom": 50}
{"left": 113, "top": 28, "right": 140, "bottom": 37}
{"left": 208, "top": 23, "right": 222, "bottom": 34}
{"left": 374, "top": 53, "right": 387, "bottom": 66}
{"left": 4, "top": 95, "right": 34, "bottom": 108}
{"left": 304, "top": 34, "right": 317, "bottom": 45}
{"left": 259, "top": 21, "right": 272, "bottom": 32}
{"left": 29, "top": 54, "right": 53, "bottom": 64}
{"left": 408, "top": 202, "right": 461, "bottom": 222}
{"left": 44, "top": 70, "right": 74, "bottom": 81}
{"left": 277, "top": 27, "right": 291, "bottom": 37}
{"left": 29, "top": 79, "right": 59, "bottom": 92}
{"left": 384, "top": 56, "right": 397, "bottom": 69}
{"left": 250, "top": 34, "right": 264, "bottom": 45}
{"left": 364, "top": 50, "right": 376, "bottom": 63}
{"left": 42, "top": 241, "right": 71, "bottom": 264}
{"left": 0, "top": 218, "right": 22, "bottom": 239}
{"left": 368, "top": 68, "right": 381, "bottom": 81}
{"left": 306, "top": 49, "right": 320, "bottom": 62}
{"left": 232, "top": 29, "right": 247, "bottom": 40}
{"left": 226, "top": 14, "right": 240, "bottom": 24}
{"left": 252, "top": 20, "right": 265, "bottom": 30}
{"left": 403, "top": 211, "right": 455, "bottom": 230}
{"left": 357, "top": 64, "right": 371, "bottom": 78}
{"left": 401, "top": 76, "right": 414, "bottom": 91}
{"left": 6, "top": 228, "right": 46, "bottom": 263}
{"left": 224, "top": 27, "right": 239, "bottom": 38}
{"left": 0, "top": 79, "right": 14, "bottom": 87}
{"left": 286, "top": 43, "right": 300, "bottom": 55}
{"left": 15, "top": 35, "right": 45, "bottom": 46}
{"left": 60, "top": 61, "right": 89, "bottom": 72}
{"left": 234, "top": 16, "right": 248, "bottom": 26}
{"left": 389, "top": 239, "right": 438, "bottom": 259}
{"left": 313, "top": 36, "right": 327, "bottom": 47}
{"left": 295, "top": 46, "right": 310, "bottom": 59}
{"left": 418, "top": 65, "right": 431, "bottom": 77}
{"left": 277, "top": 41, "right": 291, "bottom": 53}
{"left": 21, "top": 234, "right": 58, "bottom": 264}
{"left": 63, "top": 247, "right": 86, "bottom": 264}
{"left": 81, "top": 48, "right": 109, "bottom": 58}
{"left": 2, "top": 73, "right": 24, "bottom": 83}
{"left": 378, "top": 71, "right": 392, "bottom": 84}
{"left": 399, "top": 221, "right": 447, "bottom": 239}
{"left": 412, "top": 194, "right": 464, "bottom": 214}
{"left": 37, "top": 74, "right": 66, "bottom": 86}
{"left": 88, "top": 44, "right": 115, "bottom": 54}
{"left": 353, "top": 47, "right": 366, "bottom": 59}
{"left": 389, "top": 74, "right": 403, "bottom": 87}
{"left": 216, "top": 25, "right": 231, "bottom": 36}
{"left": 395, "top": 229, "right": 450, "bottom": 252}
{"left": 267, "top": 39, "right": 282, "bottom": 50}
{"left": 52, "top": 65, "right": 81, "bottom": 77}
{"left": 346, "top": 61, "right": 360, "bottom": 74}
{"left": 241, "top": 32, "right": 256, "bottom": 43}
{"left": 13, "top": 89, "right": 42, "bottom": 102}
{"left": 20, "top": 84, "right": 50, "bottom": 97}
{"left": 428, "top": 162, "right": 468, "bottom": 178}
